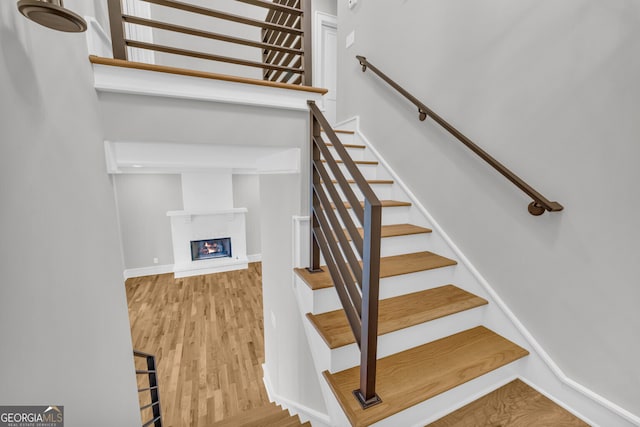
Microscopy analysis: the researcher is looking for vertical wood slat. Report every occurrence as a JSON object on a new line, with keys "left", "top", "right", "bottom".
{"left": 300, "top": 0, "right": 312, "bottom": 85}
{"left": 107, "top": 0, "right": 127, "bottom": 60}
{"left": 358, "top": 200, "right": 382, "bottom": 405}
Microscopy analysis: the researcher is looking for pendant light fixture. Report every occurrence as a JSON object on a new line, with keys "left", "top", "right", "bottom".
{"left": 17, "top": 0, "right": 87, "bottom": 33}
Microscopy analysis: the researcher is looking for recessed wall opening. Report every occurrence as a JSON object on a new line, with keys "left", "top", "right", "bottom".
{"left": 191, "top": 237, "right": 232, "bottom": 261}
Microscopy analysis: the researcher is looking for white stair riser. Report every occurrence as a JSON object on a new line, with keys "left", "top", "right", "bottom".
{"left": 325, "top": 162, "right": 378, "bottom": 180}
{"left": 341, "top": 233, "right": 431, "bottom": 259}
{"left": 336, "top": 205, "right": 411, "bottom": 228}
{"left": 326, "top": 146, "right": 365, "bottom": 161}
{"left": 296, "top": 266, "right": 458, "bottom": 314}
{"left": 321, "top": 132, "right": 355, "bottom": 146}
{"left": 324, "top": 307, "right": 487, "bottom": 373}
{"left": 370, "top": 359, "right": 528, "bottom": 427}
{"left": 324, "top": 182, "right": 393, "bottom": 201}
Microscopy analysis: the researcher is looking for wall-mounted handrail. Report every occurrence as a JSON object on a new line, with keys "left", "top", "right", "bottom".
{"left": 356, "top": 55, "right": 564, "bottom": 216}
{"left": 308, "top": 101, "right": 382, "bottom": 409}
{"left": 133, "top": 350, "right": 163, "bottom": 427}
{"left": 107, "top": 0, "right": 311, "bottom": 86}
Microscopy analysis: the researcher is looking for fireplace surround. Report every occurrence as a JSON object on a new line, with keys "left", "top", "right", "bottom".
{"left": 168, "top": 208, "right": 248, "bottom": 278}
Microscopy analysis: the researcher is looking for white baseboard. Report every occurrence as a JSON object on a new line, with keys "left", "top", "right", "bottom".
{"left": 248, "top": 253, "right": 262, "bottom": 263}
{"left": 123, "top": 264, "right": 174, "bottom": 280}
{"left": 263, "top": 364, "right": 331, "bottom": 427}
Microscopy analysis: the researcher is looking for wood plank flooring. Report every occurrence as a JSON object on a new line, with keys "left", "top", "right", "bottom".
{"left": 426, "top": 379, "right": 590, "bottom": 426}
{"left": 323, "top": 326, "right": 529, "bottom": 427}
{"left": 126, "top": 263, "right": 305, "bottom": 427}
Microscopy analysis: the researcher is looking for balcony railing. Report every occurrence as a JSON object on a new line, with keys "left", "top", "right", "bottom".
{"left": 308, "top": 101, "right": 383, "bottom": 408}
{"left": 107, "top": 0, "right": 312, "bottom": 85}
{"left": 134, "top": 350, "right": 163, "bottom": 427}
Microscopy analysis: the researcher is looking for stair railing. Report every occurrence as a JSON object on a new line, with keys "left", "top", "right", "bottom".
{"left": 107, "top": 0, "right": 312, "bottom": 85}
{"left": 133, "top": 350, "right": 163, "bottom": 427}
{"left": 356, "top": 55, "right": 564, "bottom": 216}
{"left": 307, "top": 100, "right": 383, "bottom": 408}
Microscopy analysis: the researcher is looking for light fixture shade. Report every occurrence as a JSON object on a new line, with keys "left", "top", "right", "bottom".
{"left": 17, "top": 0, "right": 87, "bottom": 33}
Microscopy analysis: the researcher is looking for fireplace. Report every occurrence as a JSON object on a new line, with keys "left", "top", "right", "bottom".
{"left": 167, "top": 208, "right": 248, "bottom": 278}
{"left": 191, "top": 237, "right": 231, "bottom": 261}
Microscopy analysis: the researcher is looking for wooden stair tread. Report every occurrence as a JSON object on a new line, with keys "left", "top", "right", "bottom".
{"left": 295, "top": 251, "right": 457, "bottom": 290}
{"left": 323, "top": 326, "right": 529, "bottom": 427}
{"left": 331, "top": 199, "right": 412, "bottom": 209}
{"left": 321, "top": 159, "right": 378, "bottom": 165}
{"left": 426, "top": 379, "right": 589, "bottom": 426}
{"left": 307, "top": 285, "right": 488, "bottom": 348}
{"left": 211, "top": 402, "right": 308, "bottom": 426}
{"left": 328, "top": 179, "right": 394, "bottom": 185}
{"left": 346, "top": 223, "right": 432, "bottom": 240}
{"left": 322, "top": 129, "right": 356, "bottom": 134}
{"left": 326, "top": 143, "right": 366, "bottom": 149}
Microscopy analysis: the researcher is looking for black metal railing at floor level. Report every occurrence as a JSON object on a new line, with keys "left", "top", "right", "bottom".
{"left": 356, "top": 55, "right": 563, "bottom": 216}
{"left": 307, "top": 100, "right": 383, "bottom": 408}
{"left": 107, "top": 0, "right": 312, "bottom": 86}
{"left": 133, "top": 350, "right": 163, "bottom": 427}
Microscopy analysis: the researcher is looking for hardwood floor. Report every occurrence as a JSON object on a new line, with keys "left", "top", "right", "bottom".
{"left": 126, "top": 263, "right": 293, "bottom": 427}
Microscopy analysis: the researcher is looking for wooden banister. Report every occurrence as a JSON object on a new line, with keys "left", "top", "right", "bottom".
{"left": 356, "top": 55, "right": 564, "bottom": 216}
{"left": 106, "top": 0, "right": 311, "bottom": 86}
{"left": 308, "top": 101, "right": 382, "bottom": 409}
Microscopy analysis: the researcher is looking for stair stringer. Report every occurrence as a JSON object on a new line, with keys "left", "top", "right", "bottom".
{"left": 325, "top": 116, "right": 640, "bottom": 427}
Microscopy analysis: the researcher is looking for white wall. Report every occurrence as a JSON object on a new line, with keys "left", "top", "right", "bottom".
{"left": 233, "top": 174, "right": 262, "bottom": 257}
{"left": 337, "top": 0, "right": 640, "bottom": 416}
{"left": 313, "top": 0, "right": 337, "bottom": 17}
{"left": 259, "top": 173, "right": 327, "bottom": 414}
{"left": 114, "top": 174, "right": 183, "bottom": 269}
{"left": 182, "top": 170, "right": 234, "bottom": 210}
{"left": 0, "top": 2, "right": 140, "bottom": 426}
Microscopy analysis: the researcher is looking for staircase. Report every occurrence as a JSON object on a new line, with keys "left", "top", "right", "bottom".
{"left": 292, "top": 121, "right": 590, "bottom": 426}
{"left": 212, "top": 402, "right": 311, "bottom": 427}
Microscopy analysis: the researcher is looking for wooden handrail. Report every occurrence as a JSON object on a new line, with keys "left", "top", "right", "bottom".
{"left": 308, "top": 101, "right": 382, "bottom": 409}
{"left": 356, "top": 55, "right": 564, "bottom": 216}
{"left": 88, "top": 56, "right": 327, "bottom": 94}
